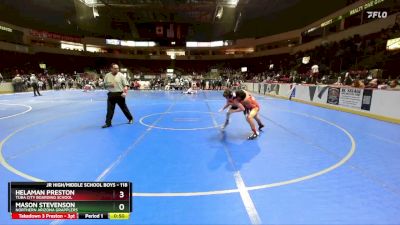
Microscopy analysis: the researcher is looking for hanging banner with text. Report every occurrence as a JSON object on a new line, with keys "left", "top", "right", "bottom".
{"left": 339, "top": 87, "right": 364, "bottom": 109}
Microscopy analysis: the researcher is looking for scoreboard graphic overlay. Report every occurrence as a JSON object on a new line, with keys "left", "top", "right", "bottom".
{"left": 8, "top": 182, "right": 132, "bottom": 220}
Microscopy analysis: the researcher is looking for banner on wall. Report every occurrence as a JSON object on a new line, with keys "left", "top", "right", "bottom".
{"left": 339, "top": 87, "right": 364, "bottom": 109}
{"left": 266, "top": 84, "right": 271, "bottom": 93}
{"left": 266, "top": 84, "right": 280, "bottom": 95}
{"left": 289, "top": 85, "right": 296, "bottom": 99}
{"left": 30, "top": 30, "right": 81, "bottom": 43}
{"left": 327, "top": 87, "right": 373, "bottom": 111}
{"left": 327, "top": 87, "right": 340, "bottom": 105}
{"left": 263, "top": 83, "right": 267, "bottom": 95}
{"left": 273, "top": 84, "right": 280, "bottom": 95}
{"left": 317, "top": 86, "right": 329, "bottom": 99}
{"left": 309, "top": 86, "right": 317, "bottom": 101}
{"left": 307, "top": 85, "right": 329, "bottom": 102}
{"left": 243, "top": 82, "right": 399, "bottom": 121}
{"left": 361, "top": 89, "right": 373, "bottom": 111}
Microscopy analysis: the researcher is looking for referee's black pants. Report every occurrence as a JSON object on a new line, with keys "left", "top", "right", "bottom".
{"left": 32, "top": 83, "right": 41, "bottom": 96}
{"left": 105, "top": 92, "right": 133, "bottom": 126}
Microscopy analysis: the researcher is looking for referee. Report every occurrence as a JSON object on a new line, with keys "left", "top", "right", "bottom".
{"left": 102, "top": 63, "right": 134, "bottom": 128}
{"left": 30, "top": 74, "right": 41, "bottom": 96}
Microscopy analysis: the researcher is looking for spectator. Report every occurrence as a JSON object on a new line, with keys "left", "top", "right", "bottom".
{"left": 352, "top": 78, "right": 365, "bottom": 88}
{"left": 366, "top": 78, "right": 379, "bottom": 88}
{"left": 133, "top": 80, "right": 141, "bottom": 90}
{"left": 388, "top": 79, "right": 400, "bottom": 89}
{"left": 311, "top": 64, "right": 319, "bottom": 77}
{"left": 47, "top": 76, "right": 53, "bottom": 90}
{"left": 12, "top": 74, "right": 23, "bottom": 92}
{"left": 38, "top": 79, "right": 44, "bottom": 90}
{"left": 344, "top": 72, "right": 353, "bottom": 86}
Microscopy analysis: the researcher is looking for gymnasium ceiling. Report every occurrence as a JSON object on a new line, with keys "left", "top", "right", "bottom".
{"left": 0, "top": 0, "right": 349, "bottom": 41}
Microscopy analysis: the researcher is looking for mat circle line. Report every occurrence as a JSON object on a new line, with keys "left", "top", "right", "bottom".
{"left": 0, "top": 106, "right": 356, "bottom": 196}
{"left": 0, "top": 103, "right": 32, "bottom": 120}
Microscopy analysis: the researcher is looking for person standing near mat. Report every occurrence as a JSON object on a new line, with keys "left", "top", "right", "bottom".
{"left": 102, "top": 63, "right": 134, "bottom": 128}
{"left": 30, "top": 74, "right": 42, "bottom": 96}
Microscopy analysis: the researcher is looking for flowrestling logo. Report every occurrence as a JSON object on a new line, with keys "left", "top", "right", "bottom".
{"left": 366, "top": 11, "right": 388, "bottom": 19}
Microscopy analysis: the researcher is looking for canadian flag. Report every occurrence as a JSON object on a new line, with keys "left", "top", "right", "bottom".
{"left": 156, "top": 25, "right": 163, "bottom": 36}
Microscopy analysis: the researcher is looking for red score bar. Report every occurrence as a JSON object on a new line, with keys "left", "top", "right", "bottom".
{"left": 19, "top": 190, "right": 130, "bottom": 201}
{"left": 12, "top": 212, "right": 78, "bottom": 220}
{"left": 68, "top": 190, "right": 130, "bottom": 201}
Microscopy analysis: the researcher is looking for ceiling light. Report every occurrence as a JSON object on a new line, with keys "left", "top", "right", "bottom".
{"left": 227, "top": 0, "right": 239, "bottom": 8}
{"left": 93, "top": 7, "right": 99, "bottom": 18}
{"left": 216, "top": 6, "right": 224, "bottom": 19}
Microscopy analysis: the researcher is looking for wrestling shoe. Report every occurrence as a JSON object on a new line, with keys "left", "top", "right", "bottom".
{"left": 247, "top": 132, "right": 259, "bottom": 140}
